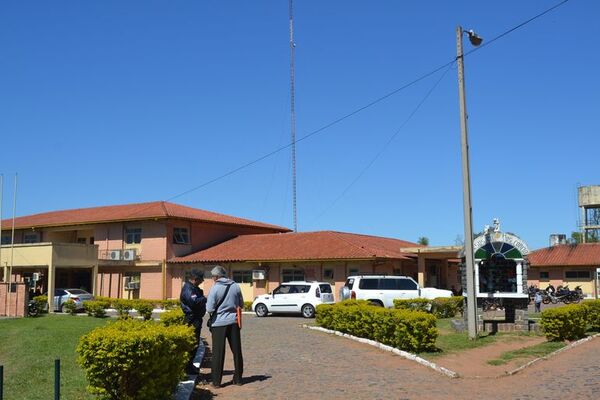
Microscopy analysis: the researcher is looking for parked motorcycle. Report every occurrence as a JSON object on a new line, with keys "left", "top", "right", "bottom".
{"left": 27, "top": 299, "right": 39, "bottom": 317}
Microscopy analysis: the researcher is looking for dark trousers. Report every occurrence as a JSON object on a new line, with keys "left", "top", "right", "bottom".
{"left": 211, "top": 323, "right": 243, "bottom": 385}
{"left": 185, "top": 316, "right": 202, "bottom": 369}
{"left": 535, "top": 302, "right": 541, "bottom": 313}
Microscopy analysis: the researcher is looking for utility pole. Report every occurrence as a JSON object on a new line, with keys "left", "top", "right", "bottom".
{"left": 456, "top": 26, "right": 481, "bottom": 340}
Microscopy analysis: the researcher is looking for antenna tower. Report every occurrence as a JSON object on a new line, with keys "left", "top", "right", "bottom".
{"left": 289, "top": 0, "right": 298, "bottom": 232}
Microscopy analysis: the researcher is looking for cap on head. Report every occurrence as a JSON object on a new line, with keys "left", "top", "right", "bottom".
{"left": 210, "top": 265, "right": 228, "bottom": 278}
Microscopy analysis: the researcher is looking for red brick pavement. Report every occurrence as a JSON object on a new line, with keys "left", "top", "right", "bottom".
{"left": 193, "top": 315, "right": 600, "bottom": 400}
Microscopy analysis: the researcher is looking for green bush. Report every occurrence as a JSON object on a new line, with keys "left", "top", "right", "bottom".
{"left": 112, "top": 299, "right": 134, "bottom": 319}
{"left": 63, "top": 299, "right": 78, "bottom": 315}
{"left": 243, "top": 301, "right": 253, "bottom": 312}
{"left": 159, "top": 299, "right": 180, "bottom": 310}
{"left": 582, "top": 299, "right": 600, "bottom": 331}
{"left": 540, "top": 304, "right": 588, "bottom": 341}
{"left": 161, "top": 308, "right": 186, "bottom": 327}
{"left": 393, "top": 298, "right": 432, "bottom": 313}
{"left": 77, "top": 319, "right": 195, "bottom": 400}
{"left": 316, "top": 300, "right": 437, "bottom": 352}
{"left": 133, "top": 300, "right": 154, "bottom": 321}
{"left": 432, "top": 297, "right": 464, "bottom": 318}
{"left": 33, "top": 295, "right": 48, "bottom": 313}
{"left": 84, "top": 301, "right": 109, "bottom": 318}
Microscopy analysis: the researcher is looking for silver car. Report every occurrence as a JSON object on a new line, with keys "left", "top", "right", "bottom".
{"left": 52, "top": 288, "right": 94, "bottom": 312}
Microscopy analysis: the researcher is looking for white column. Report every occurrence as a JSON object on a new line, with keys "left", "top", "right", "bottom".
{"left": 516, "top": 260, "right": 523, "bottom": 294}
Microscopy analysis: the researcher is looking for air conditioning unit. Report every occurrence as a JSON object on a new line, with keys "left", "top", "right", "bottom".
{"left": 109, "top": 250, "right": 122, "bottom": 260}
{"left": 122, "top": 249, "right": 137, "bottom": 261}
{"left": 125, "top": 281, "right": 140, "bottom": 290}
{"left": 252, "top": 270, "right": 266, "bottom": 280}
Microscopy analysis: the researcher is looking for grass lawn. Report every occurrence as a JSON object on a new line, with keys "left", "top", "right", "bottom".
{"left": 487, "top": 341, "right": 566, "bottom": 365}
{"left": 422, "top": 318, "right": 499, "bottom": 356}
{"left": 0, "top": 314, "right": 109, "bottom": 400}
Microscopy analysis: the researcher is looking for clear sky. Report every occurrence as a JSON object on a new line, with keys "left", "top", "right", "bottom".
{"left": 0, "top": 0, "right": 598, "bottom": 250}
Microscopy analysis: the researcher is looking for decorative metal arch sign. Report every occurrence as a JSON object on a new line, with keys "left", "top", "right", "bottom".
{"left": 473, "top": 231, "right": 530, "bottom": 261}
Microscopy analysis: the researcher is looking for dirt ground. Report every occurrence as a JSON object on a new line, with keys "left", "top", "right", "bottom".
{"left": 430, "top": 334, "right": 547, "bottom": 377}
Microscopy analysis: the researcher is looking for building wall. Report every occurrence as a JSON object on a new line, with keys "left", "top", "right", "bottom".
{"left": 529, "top": 266, "right": 598, "bottom": 298}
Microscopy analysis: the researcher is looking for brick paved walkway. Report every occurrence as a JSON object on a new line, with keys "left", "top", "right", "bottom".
{"left": 193, "top": 315, "right": 600, "bottom": 400}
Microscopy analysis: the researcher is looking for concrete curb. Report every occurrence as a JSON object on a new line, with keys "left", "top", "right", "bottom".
{"left": 505, "top": 332, "right": 600, "bottom": 376}
{"left": 174, "top": 339, "right": 206, "bottom": 400}
{"left": 303, "top": 325, "right": 459, "bottom": 379}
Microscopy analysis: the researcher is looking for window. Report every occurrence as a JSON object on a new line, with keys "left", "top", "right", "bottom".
{"left": 565, "top": 270, "right": 591, "bottom": 279}
{"left": 24, "top": 232, "right": 40, "bottom": 244}
{"left": 349, "top": 268, "right": 360, "bottom": 276}
{"left": 358, "top": 278, "right": 379, "bottom": 290}
{"left": 282, "top": 269, "right": 304, "bottom": 282}
{"left": 319, "top": 284, "right": 333, "bottom": 294}
{"left": 90, "top": 236, "right": 94, "bottom": 244}
{"left": 1, "top": 235, "right": 11, "bottom": 245}
{"left": 323, "top": 268, "right": 334, "bottom": 280}
{"left": 77, "top": 238, "right": 87, "bottom": 244}
{"left": 539, "top": 271, "right": 550, "bottom": 280}
{"left": 397, "top": 278, "right": 418, "bottom": 290}
{"left": 125, "top": 228, "right": 142, "bottom": 244}
{"left": 274, "top": 285, "right": 291, "bottom": 295}
{"left": 233, "top": 270, "right": 252, "bottom": 284}
{"left": 173, "top": 227, "right": 190, "bottom": 244}
{"left": 380, "top": 279, "right": 398, "bottom": 290}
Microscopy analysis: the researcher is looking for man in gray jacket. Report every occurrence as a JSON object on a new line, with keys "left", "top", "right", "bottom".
{"left": 206, "top": 265, "right": 244, "bottom": 388}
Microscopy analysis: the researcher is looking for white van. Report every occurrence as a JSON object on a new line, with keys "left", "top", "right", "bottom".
{"left": 340, "top": 275, "right": 452, "bottom": 308}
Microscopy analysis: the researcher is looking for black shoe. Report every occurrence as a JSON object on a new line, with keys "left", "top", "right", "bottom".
{"left": 233, "top": 378, "right": 243, "bottom": 386}
{"left": 186, "top": 366, "right": 199, "bottom": 375}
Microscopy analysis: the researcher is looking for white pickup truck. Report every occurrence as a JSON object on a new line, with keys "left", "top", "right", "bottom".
{"left": 339, "top": 275, "right": 453, "bottom": 308}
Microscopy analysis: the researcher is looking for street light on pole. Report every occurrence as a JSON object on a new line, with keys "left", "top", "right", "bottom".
{"left": 456, "top": 26, "right": 482, "bottom": 340}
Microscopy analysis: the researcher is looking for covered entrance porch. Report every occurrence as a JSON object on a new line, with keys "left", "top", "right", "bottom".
{"left": 1, "top": 242, "right": 98, "bottom": 310}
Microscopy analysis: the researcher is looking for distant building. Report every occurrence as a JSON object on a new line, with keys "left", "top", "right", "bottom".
{"left": 578, "top": 185, "right": 600, "bottom": 243}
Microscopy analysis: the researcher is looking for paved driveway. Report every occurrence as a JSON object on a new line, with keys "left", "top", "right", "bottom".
{"left": 194, "top": 315, "right": 600, "bottom": 400}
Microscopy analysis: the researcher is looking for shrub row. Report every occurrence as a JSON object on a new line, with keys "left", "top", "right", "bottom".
{"left": 316, "top": 300, "right": 438, "bottom": 353}
{"left": 160, "top": 308, "right": 186, "bottom": 326}
{"left": 32, "top": 295, "right": 49, "bottom": 314}
{"left": 582, "top": 299, "right": 600, "bottom": 331}
{"left": 243, "top": 301, "right": 253, "bottom": 312}
{"left": 393, "top": 296, "right": 464, "bottom": 318}
{"left": 84, "top": 298, "right": 181, "bottom": 320}
{"left": 77, "top": 319, "right": 195, "bottom": 400}
{"left": 539, "top": 300, "right": 600, "bottom": 341}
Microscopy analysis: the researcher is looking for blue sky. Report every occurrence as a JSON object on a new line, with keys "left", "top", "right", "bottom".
{"left": 0, "top": 1, "right": 598, "bottom": 250}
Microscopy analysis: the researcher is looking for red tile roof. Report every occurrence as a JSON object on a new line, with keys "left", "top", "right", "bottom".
{"left": 0, "top": 201, "right": 289, "bottom": 232}
{"left": 170, "top": 231, "right": 419, "bottom": 263}
{"left": 528, "top": 243, "right": 600, "bottom": 266}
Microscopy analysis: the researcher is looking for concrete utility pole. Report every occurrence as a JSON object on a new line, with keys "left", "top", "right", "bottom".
{"left": 456, "top": 26, "right": 482, "bottom": 340}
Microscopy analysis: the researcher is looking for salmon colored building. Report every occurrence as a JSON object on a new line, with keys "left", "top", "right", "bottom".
{"left": 0, "top": 201, "right": 288, "bottom": 310}
{"left": 171, "top": 231, "right": 463, "bottom": 301}
{"left": 528, "top": 243, "right": 600, "bottom": 298}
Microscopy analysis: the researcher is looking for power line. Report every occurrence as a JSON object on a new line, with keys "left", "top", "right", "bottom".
{"left": 313, "top": 63, "right": 455, "bottom": 221}
{"left": 131, "top": 0, "right": 572, "bottom": 217}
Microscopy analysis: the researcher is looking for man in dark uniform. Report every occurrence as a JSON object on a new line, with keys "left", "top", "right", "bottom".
{"left": 180, "top": 269, "right": 207, "bottom": 374}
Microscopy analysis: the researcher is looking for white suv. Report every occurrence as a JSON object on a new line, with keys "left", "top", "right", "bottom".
{"left": 252, "top": 281, "right": 335, "bottom": 318}
{"left": 340, "top": 275, "right": 452, "bottom": 308}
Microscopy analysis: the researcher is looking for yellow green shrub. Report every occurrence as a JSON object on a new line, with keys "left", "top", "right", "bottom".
{"left": 432, "top": 297, "right": 464, "bottom": 318}
{"left": 316, "top": 300, "right": 437, "bottom": 352}
{"left": 132, "top": 300, "right": 154, "bottom": 320}
{"left": 393, "top": 298, "right": 431, "bottom": 313}
{"left": 540, "top": 304, "right": 588, "bottom": 341}
{"left": 161, "top": 308, "right": 186, "bottom": 326}
{"left": 84, "top": 300, "right": 109, "bottom": 318}
{"left": 33, "top": 295, "right": 48, "bottom": 313}
{"left": 77, "top": 319, "right": 195, "bottom": 400}
{"left": 581, "top": 300, "right": 600, "bottom": 331}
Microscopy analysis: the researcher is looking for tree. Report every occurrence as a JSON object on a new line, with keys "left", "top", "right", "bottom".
{"left": 417, "top": 237, "right": 429, "bottom": 246}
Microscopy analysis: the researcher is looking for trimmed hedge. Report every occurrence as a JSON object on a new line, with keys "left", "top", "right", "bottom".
{"left": 84, "top": 301, "right": 108, "bottom": 318}
{"left": 33, "top": 295, "right": 48, "bottom": 313}
{"left": 316, "top": 300, "right": 438, "bottom": 352}
{"left": 243, "top": 301, "right": 253, "bottom": 312}
{"left": 64, "top": 299, "right": 78, "bottom": 315}
{"left": 77, "top": 319, "right": 195, "bottom": 400}
{"left": 540, "top": 304, "right": 588, "bottom": 341}
{"left": 582, "top": 300, "right": 600, "bottom": 331}
{"left": 161, "top": 308, "right": 186, "bottom": 327}
{"left": 393, "top": 296, "right": 464, "bottom": 318}
{"left": 132, "top": 300, "right": 154, "bottom": 321}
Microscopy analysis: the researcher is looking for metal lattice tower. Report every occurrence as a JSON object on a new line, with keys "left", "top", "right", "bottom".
{"left": 289, "top": 0, "right": 298, "bottom": 232}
